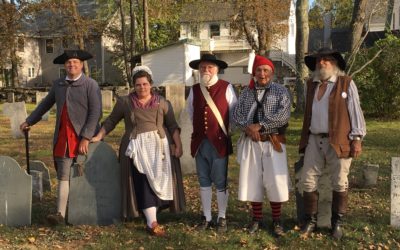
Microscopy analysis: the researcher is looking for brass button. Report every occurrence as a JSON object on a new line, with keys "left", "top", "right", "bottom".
{"left": 204, "top": 121, "right": 208, "bottom": 125}
{"left": 218, "top": 137, "right": 222, "bottom": 140}
{"left": 205, "top": 126, "right": 208, "bottom": 130}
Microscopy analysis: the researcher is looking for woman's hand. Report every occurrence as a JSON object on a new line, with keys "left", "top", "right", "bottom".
{"left": 90, "top": 127, "right": 106, "bottom": 143}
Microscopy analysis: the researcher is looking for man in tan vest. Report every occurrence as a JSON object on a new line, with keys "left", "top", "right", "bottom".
{"left": 298, "top": 48, "right": 366, "bottom": 240}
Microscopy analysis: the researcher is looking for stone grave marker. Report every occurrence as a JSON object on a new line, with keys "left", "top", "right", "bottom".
{"left": 391, "top": 157, "right": 400, "bottom": 228}
{"left": 7, "top": 92, "right": 14, "bottom": 103}
{"left": 35, "top": 91, "right": 50, "bottom": 121}
{"left": 68, "top": 141, "right": 121, "bottom": 225}
{"left": 363, "top": 163, "right": 379, "bottom": 187}
{"left": 2, "top": 102, "right": 27, "bottom": 139}
{"left": 101, "top": 90, "right": 113, "bottom": 111}
{"left": 165, "top": 84, "right": 185, "bottom": 118}
{"left": 0, "top": 156, "right": 32, "bottom": 226}
{"left": 178, "top": 102, "right": 196, "bottom": 175}
{"left": 30, "top": 160, "right": 51, "bottom": 192}
{"left": 31, "top": 170, "right": 43, "bottom": 201}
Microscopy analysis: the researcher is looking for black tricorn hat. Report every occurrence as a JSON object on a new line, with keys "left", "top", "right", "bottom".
{"left": 304, "top": 47, "right": 346, "bottom": 71}
{"left": 53, "top": 50, "right": 93, "bottom": 64}
{"left": 189, "top": 53, "right": 228, "bottom": 70}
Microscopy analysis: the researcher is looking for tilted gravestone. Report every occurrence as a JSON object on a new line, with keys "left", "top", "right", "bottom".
{"left": 2, "top": 102, "right": 27, "bottom": 139}
{"left": 0, "top": 156, "right": 32, "bottom": 226}
{"left": 68, "top": 141, "right": 121, "bottom": 225}
{"left": 165, "top": 84, "right": 185, "bottom": 118}
{"left": 35, "top": 92, "right": 50, "bottom": 121}
{"left": 178, "top": 102, "right": 196, "bottom": 175}
{"left": 30, "top": 160, "right": 51, "bottom": 192}
{"left": 391, "top": 157, "right": 400, "bottom": 228}
{"left": 101, "top": 90, "right": 113, "bottom": 111}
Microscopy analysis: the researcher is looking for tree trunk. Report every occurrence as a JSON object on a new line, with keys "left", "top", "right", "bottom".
{"left": 129, "top": 0, "right": 136, "bottom": 83}
{"left": 118, "top": 0, "right": 131, "bottom": 88}
{"left": 10, "top": 46, "right": 18, "bottom": 87}
{"left": 349, "top": 0, "right": 368, "bottom": 55}
{"left": 71, "top": 0, "right": 90, "bottom": 76}
{"left": 295, "top": 0, "right": 309, "bottom": 113}
{"left": 143, "top": 0, "right": 149, "bottom": 51}
{"left": 385, "top": 0, "right": 395, "bottom": 30}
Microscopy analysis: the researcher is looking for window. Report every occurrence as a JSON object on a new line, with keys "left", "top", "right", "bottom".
{"left": 17, "top": 38, "right": 24, "bottom": 52}
{"left": 209, "top": 24, "right": 220, "bottom": 38}
{"left": 28, "top": 68, "right": 35, "bottom": 78}
{"left": 190, "top": 24, "right": 199, "bottom": 38}
{"left": 393, "top": 13, "right": 395, "bottom": 30}
{"left": 46, "top": 39, "right": 54, "bottom": 53}
{"left": 62, "top": 38, "right": 69, "bottom": 48}
{"left": 59, "top": 68, "right": 67, "bottom": 78}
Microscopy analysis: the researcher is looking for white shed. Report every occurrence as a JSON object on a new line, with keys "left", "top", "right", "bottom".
{"left": 140, "top": 40, "right": 200, "bottom": 87}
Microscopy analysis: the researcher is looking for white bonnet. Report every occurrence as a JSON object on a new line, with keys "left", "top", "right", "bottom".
{"left": 132, "top": 65, "right": 153, "bottom": 77}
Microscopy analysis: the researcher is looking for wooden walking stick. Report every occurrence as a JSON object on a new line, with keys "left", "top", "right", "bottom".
{"left": 24, "top": 129, "right": 31, "bottom": 175}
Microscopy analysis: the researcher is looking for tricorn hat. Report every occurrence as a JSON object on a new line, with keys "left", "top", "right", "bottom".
{"left": 189, "top": 53, "right": 228, "bottom": 70}
{"left": 53, "top": 50, "right": 93, "bottom": 64}
{"left": 304, "top": 47, "right": 346, "bottom": 71}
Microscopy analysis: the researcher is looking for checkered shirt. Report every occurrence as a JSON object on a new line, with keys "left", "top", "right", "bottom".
{"left": 233, "top": 82, "right": 291, "bottom": 134}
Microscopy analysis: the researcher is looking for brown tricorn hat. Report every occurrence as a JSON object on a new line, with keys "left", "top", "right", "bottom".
{"left": 304, "top": 47, "right": 346, "bottom": 71}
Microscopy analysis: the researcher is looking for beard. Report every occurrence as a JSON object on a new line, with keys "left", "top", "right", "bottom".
{"left": 316, "top": 66, "right": 338, "bottom": 81}
{"left": 200, "top": 74, "right": 218, "bottom": 86}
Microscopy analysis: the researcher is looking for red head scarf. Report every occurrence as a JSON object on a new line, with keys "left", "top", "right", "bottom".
{"left": 249, "top": 55, "right": 275, "bottom": 89}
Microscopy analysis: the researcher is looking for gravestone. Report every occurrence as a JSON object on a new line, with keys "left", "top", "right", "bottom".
{"left": 165, "top": 84, "right": 185, "bottom": 118}
{"left": 2, "top": 102, "right": 27, "bottom": 139}
{"left": 0, "top": 156, "right": 32, "bottom": 226}
{"left": 101, "top": 90, "right": 113, "bottom": 111}
{"left": 35, "top": 92, "right": 50, "bottom": 121}
{"left": 7, "top": 92, "right": 14, "bottom": 103}
{"left": 30, "top": 160, "right": 51, "bottom": 192}
{"left": 31, "top": 170, "right": 43, "bottom": 201}
{"left": 115, "top": 87, "right": 130, "bottom": 97}
{"left": 68, "top": 141, "right": 121, "bottom": 225}
{"left": 391, "top": 157, "right": 400, "bottom": 228}
{"left": 363, "top": 163, "right": 379, "bottom": 187}
{"left": 178, "top": 102, "right": 196, "bottom": 175}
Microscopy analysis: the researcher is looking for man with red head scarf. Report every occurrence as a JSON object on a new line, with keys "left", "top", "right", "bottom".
{"left": 233, "top": 54, "right": 291, "bottom": 237}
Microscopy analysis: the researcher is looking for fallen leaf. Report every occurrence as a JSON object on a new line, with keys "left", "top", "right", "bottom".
{"left": 28, "top": 237, "right": 35, "bottom": 243}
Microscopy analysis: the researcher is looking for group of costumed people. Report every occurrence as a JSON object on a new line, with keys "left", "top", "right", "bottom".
{"left": 20, "top": 47, "right": 365, "bottom": 240}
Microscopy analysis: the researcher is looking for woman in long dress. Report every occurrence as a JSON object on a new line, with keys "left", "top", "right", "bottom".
{"left": 92, "top": 66, "right": 183, "bottom": 236}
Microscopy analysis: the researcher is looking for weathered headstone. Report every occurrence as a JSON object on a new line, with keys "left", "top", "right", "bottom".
{"left": 178, "top": 102, "right": 196, "bottom": 175}
{"left": 115, "top": 87, "right": 130, "bottom": 97}
{"left": 363, "top": 163, "right": 379, "bottom": 187}
{"left": 35, "top": 92, "right": 50, "bottom": 121}
{"left": 68, "top": 142, "right": 121, "bottom": 225}
{"left": 165, "top": 84, "right": 185, "bottom": 118}
{"left": 2, "top": 102, "right": 27, "bottom": 139}
{"left": 31, "top": 170, "right": 43, "bottom": 201}
{"left": 391, "top": 157, "right": 400, "bottom": 228}
{"left": 101, "top": 90, "right": 113, "bottom": 111}
{"left": 0, "top": 156, "right": 32, "bottom": 226}
{"left": 7, "top": 92, "right": 14, "bottom": 103}
{"left": 30, "top": 160, "right": 51, "bottom": 192}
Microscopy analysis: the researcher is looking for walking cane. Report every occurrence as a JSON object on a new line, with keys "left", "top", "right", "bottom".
{"left": 24, "top": 129, "right": 31, "bottom": 175}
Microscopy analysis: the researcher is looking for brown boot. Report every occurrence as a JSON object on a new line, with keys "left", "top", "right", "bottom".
{"left": 331, "top": 191, "right": 348, "bottom": 240}
{"left": 46, "top": 212, "right": 65, "bottom": 226}
{"left": 301, "top": 191, "right": 318, "bottom": 237}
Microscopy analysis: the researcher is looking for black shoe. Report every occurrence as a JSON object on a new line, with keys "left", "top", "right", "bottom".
{"left": 272, "top": 220, "right": 286, "bottom": 237}
{"left": 301, "top": 221, "right": 316, "bottom": 237}
{"left": 248, "top": 220, "right": 262, "bottom": 234}
{"left": 46, "top": 212, "right": 65, "bottom": 226}
{"left": 217, "top": 217, "right": 227, "bottom": 233}
{"left": 197, "top": 216, "right": 214, "bottom": 230}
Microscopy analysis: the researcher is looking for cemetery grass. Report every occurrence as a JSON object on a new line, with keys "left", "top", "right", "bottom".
{"left": 0, "top": 104, "right": 400, "bottom": 249}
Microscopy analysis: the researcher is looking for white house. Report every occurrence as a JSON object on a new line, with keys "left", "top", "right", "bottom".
{"left": 179, "top": 0, "right": 297, "bottom": 85}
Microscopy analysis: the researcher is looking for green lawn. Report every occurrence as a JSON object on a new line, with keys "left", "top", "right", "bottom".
{"left": 0, "top": 103, "right": 400, "bottom": 249}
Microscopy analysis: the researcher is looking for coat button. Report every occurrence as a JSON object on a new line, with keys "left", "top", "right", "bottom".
{"left": 218, "top": 137, "right": 222, "bottom": 140}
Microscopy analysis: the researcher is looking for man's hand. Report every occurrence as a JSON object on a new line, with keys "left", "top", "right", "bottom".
{"left": 350, "top": 140, "right": 362, "bottom": 158}
{"left": 20, "top": 122, "right": 30, "bottom": 132}
{"left": 245, "top": 123, "right": 262, "bottom": 142}
{"left": 79, "top": 138, "right": 90, "bottom": 155}
{"left": 170, "top": 144, "right": 183, "bottom": 158}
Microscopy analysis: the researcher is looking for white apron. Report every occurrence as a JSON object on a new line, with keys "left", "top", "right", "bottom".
{"left": 125, "top": 130, "right": 173, "bottom": 200}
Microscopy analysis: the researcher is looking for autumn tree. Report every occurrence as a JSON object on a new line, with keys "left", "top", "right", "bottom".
{"left": 295, "top": 0, "right": 309, "bottom": 113}
{"left": 231, "top": 0, "right": 291, "bottom": 55}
